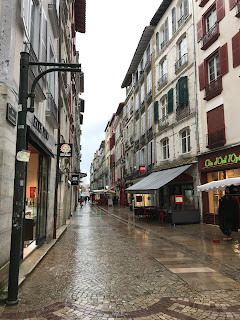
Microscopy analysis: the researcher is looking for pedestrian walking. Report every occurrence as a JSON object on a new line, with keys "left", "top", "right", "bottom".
{"left": 79, "top": 197, "right": 84, "bottom": 208}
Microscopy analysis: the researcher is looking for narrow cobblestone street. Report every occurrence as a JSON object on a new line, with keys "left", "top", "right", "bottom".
{"left": 1, "top": 203, "right": 240, "bottom": 319}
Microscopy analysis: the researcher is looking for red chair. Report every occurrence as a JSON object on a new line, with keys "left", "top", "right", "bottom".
{"left": 159, "top": 209, "right": 167, "bottom": 224}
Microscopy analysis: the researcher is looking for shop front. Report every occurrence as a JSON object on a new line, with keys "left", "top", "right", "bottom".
{"left": 198, "top": 145, "right": 240, "bottom": 224}
{"left": 126, "top": 163, "right": 200, "bottom": 224}
{"left": 22, "top": 117, "right": 55, "bottom": 259}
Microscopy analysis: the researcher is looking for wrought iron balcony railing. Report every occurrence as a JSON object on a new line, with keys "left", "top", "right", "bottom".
{"left": 175, "top": 53, "right": 188, "bottom": 73}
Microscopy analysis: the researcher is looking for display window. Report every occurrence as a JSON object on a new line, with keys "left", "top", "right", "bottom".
{"left": 23, "top": 144, "right": 49, "bottom": 258}
{"left": 169, "top": 183, "right": 195, "bottom": 210}
{"left": 207, "top": 168, "right": 240, "bottom": 215}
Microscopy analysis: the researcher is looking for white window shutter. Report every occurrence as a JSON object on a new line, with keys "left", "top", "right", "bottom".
{"left": 40, "top": 9, "right": 48, "bottom": 64}
{"left": 152, "top": 140, "right": 155, "bottom": 164}
{"left": 144, "top": 146, "right": 147, "bottom": 167}
{"left": 148, "top": 142, "right": 151, "bottom": 165}
{"left": 21, "top": 0, "right": 30, "bottom": 39}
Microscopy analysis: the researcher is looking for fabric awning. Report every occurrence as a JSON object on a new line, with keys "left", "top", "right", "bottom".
{"left": 197, "top": 177, "right": 240, "bottom": 192}
{"left": 126, "top": 164, "right": 192, "bottom": 193}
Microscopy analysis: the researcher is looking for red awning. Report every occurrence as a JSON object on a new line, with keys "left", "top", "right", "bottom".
{"left": 75, "top": 0, "right": 86, "bottom": 33}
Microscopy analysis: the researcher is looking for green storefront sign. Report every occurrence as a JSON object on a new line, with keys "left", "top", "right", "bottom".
{"left": 203, "top": 152, "right": 240, "bottom": 169}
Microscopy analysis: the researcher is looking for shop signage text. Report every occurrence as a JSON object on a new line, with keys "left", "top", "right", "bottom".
{"left": 203, "top": 152, "right": 240, "bottom": 169}
{"left": 33, "top": 116, "right": 49, "bottom": 140}
{"left": 59, "top": 143, "right": 72, "bottom": 157}
{"left": 175, "top": 195, "right": 184, "bottom": 204}
{"left": 71, "top": 174, "right": 79, "bottom": 186}
{"left": 139, "top": 166, "right": 146, "bottom": 172}
{"left": 6, "top": 103, "right": 17, "bottom": 126}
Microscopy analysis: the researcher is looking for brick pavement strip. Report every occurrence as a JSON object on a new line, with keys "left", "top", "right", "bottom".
{"left": 0, "top": 204, "right": 240, "bottom": 319}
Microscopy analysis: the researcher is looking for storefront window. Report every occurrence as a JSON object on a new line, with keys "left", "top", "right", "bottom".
{"left": 169, "top": 183, "right": 194, "bottom": 210}
{"left": 207, "top": 169, "right": 240, "bottom": 214}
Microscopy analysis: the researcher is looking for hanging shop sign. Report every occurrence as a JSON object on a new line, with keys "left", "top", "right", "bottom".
{"left": 33, "top": 116, "right": 49, "bottom": 140}
{"left": 59, "top": 143, "right": 72, "bottom": 157}
{"left": 79, "top": 172, "right": 87, "bottom": 178}
{"left": 200, "top": 148, "right": 240, "bottom": 171}
{"left": 71, "top": 174, "right": 79, "bottom": 186}
{"left": 174, "top": 195, "right": 184, "bottom": 204}
{"left": 16, "top": 150, "right": 31, "bottom": 162}
{"left": 139, "top": 165, "right": 146, "bottom": 173}
{"left": 6, "top": 103, "right": 17, "bottom": 126}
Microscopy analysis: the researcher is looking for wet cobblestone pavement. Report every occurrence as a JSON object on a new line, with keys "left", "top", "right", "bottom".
{"left": 0, "top": 204, "right": 240, "bottom": 319}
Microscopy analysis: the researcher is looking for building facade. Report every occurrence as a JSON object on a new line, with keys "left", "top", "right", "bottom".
{"left": 0, "top": 0, "right": 85, "bottom": 288}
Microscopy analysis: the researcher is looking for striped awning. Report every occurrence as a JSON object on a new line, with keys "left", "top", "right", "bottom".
{"left": 126, "top": 164, "right": 192, "bottom": 193}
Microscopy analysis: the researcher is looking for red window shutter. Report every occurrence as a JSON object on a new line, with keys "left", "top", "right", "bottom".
{"left": 219, "top": 43, "right": 229, "bottom": 76}
{"left": 232, "top": 31, "right": 240, "bottom": 68}
{"left": 196, "top": 19, "right": 203, "bottom": 43}
{"left": 229, "top": 0, "right": 236, "bottom": 10}
{"left": 216, "top": 0, "right": 225, "bottom": 22}
{"left": 207, "top": 105, "right": 225, "bottom": 147}
{"left": 198, "top": 62, "right": 206, "bottom": 91}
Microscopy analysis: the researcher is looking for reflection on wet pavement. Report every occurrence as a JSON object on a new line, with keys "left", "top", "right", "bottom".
{"left": 0, "top": 203, "right": 240, "bottom": 319}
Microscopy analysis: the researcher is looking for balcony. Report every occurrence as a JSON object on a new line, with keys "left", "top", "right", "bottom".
{"left": 145, "top": 56, "right": 151, "bottom": 71}
{"left": 133, "top": 83, "right": 139, "bottom": 93}
{"left": 130, "top": 136, "right": 134, "bottom": 144}
{"left": 140, "top": 101, "right": 145, "bottom": 113}
{"left": 48, "top": 0, "right": 59, "bottom": 38}
{"left": 135, "top": 140, "right": 139, "bottom": 150}
{"left": 206, "top": 128, "right": 226, "bottom": 149}
{"left": 201, "top": 23, "right": 219, "bottom": 50}
{"left": 135, "top": 108, "right": 139, "bottom": 119}
{"left": 125, "top": 140, "right": 129, "bottom": 150}
{"left": 147, "top": 127, "right": 153, "bottom": 140}
{"left": 157, "top": 74, "right": 167, "bottom": 90}
{"left": 204, "top": 77, "right": 222, "bottom": 101}
{"left": 46, "top": 92, "right": 58, "bottom": 128}
{"left": 140, "top": 134, "right": 145, "bottom": 146}
{"left": 147, "top": 90, "right": 152, "bottom": 103}
{"left": 175, "top": 53, "right": 188, "bottom": 73}
{"left": 178, "top": 12, "right": 189, "bottom": 28}
{"left": 158, "top": 115, "right": 169, "bottom": 129}
{"left": 199, "top": 0, "right": 209, "bottom": 6}
{"left": 176, "top": 105, "right": 190, "bottom": 121}
{"left": 139, "top": 71, "right": 144, "bottom": 83}
{"left": 236, "top": 1, "right": 240, "bottom": 17}
{"left": 161, "top": 39, "right": 168, "bottom": 50}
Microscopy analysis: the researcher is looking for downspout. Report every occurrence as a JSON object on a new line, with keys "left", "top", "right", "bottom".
{"left": 191, "top": 0, "right": 200, "bottom": 153}
{"left": 53, "top": 3, "right": 62, "bottom": 239}
{"left": 191, "top": 0, "right": 202, "bottom": 219}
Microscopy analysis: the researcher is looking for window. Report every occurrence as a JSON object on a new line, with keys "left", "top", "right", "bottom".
{"left": 162, "top": 138, "right": 170, "bottom": 159}
{"left": 205, "top": 7, "right": 217, "bottom": 32}
{"left": 148, "top": 104, "right": 153, "bottom": 129}
{"left": 207, "top": 105, "right": 226, "bottom": 148}
{"left": 178, "top": 0, "right": 189, "bottom": 26}
{"left": 176, "top": 76, "right": 188, "bottom": 107}
{"left": 160, "top": 59, "right": 167, "bottom": 81}
{"left": 136, "top": 120, "right": 139, "bottom": 140}
{"left": 156, "top": 32, "right": 159, "bottom": 55}
{"left": 135, "top": 92, "right": 139, "bottom": 110}
{"left": 176, "top": 37, "right": 188, "bottom": 71}
{"left": 141, "top": 84, "right": 145, "bottom": 104}
{"left": 161, "top": 18, "right": 169, "bottom": 48}
{"left": 197, "top": 0, "right": 225, "bottom": 47}
{"left": 161, "top": 96, "right": 168, "bottom": 121}
{"left": 146, "top": 44, "right": 151, "bottom": 62}
{"left": 178, "top": 37, "right": 187, "bottom": 61}
{"left": 136, "top": 151, "right": 140, "bottom": 169}
{"left": 181, "top": 128, "right": 190, "bottom": 153}
{"left": 172, "top": 8, "right": 176, "bottom": 34}
{"left": 141, "top": 114, "right": 145, "bottom": 136}
{"left": 208, "top": 54, "right": 220, "bottom": 82}
{"left": 148, "top": 140, "right": 155, "bottom": 165}
{"left": 198, "top": 44, "right": 228, "bottom": 98}
{"left": 147, "top": 71, "right": 152, "bottom": 94}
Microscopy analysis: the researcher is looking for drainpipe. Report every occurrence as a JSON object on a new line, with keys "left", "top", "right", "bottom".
{"left": 53, "top": 3, "right": 62, "bottom": 239}
{"left": 191, "top": 0, "right": 200, "bottom": 154}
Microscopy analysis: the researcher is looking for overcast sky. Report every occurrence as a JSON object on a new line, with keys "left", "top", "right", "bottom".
{"left": 76, "top": 0, "right": 161, "bottom": 185}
